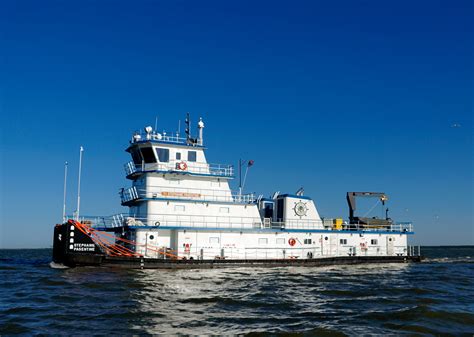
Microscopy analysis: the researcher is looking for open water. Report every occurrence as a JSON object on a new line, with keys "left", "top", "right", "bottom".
{"left": 0, "top": 246, "right": 473, "bottom": 335}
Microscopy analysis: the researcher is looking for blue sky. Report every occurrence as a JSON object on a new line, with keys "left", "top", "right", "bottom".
{"left": 0, "top": 0, "right": 472, "bottom": 248}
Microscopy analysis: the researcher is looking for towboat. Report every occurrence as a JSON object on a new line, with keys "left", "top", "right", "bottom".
{"left": 52, "top": 114, "right": 422, "bottom": 268}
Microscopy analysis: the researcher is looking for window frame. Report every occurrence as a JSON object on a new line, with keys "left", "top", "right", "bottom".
{"left": 188, "top": 151, "right": 197, "bottom": 162}
{"left": 276, "top": 238, "right": 285, "bottom": 245}
{"left": 140, "top": 147, "right": 157, "bottom": 164}
{"left": 219, "top": 207, "right": 230, "bottom": 213}
{"left": 156, "top": 148, "right": 170, "bottom": 163}
{"left": 209, "top": 237, "right": 220, "bottom": 244}
{"left": 130, "top": 149, "right": 143, "bottom": 165}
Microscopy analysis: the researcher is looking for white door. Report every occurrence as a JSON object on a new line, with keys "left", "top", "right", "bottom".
{"left": 386, "top": 236, "right": 394, "bottom": 256}
{"left": 145, "top": 232, "right": 158, "bottom": 258}
{"left": 321, "top": 235, "right": 330, "bottom": 256}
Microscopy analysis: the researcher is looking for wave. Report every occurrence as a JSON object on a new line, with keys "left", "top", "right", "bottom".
{"left": 49, "top": 261, "right": 69, "bottom": 269}
{"left": 425, "top": 256, "right": 473, "bottom": 264}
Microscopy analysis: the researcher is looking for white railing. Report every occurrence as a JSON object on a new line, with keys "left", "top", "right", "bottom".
{"left": 121, "top": 186, "right": 139, "bottom": 203}
{"left": 341, "top": 222, "right": 414, "bottom": 233}
{"left": 132, "top": 132, "right": 189, "bottom": 145}
{"left": 270, "top": 220, "right": 325, "bottom": 229}
{"left": 73, "top": 214, "right": 414, "bottom": 234}
{"left": 120, "top": 186, "right": 255, "bottom": 204}
{"left": 124, "top": 161, "right": 234, "bottom": 177}
{"left": 133, "top": 214, "right": 262, "bottom": 229}
{"left": 73, "top": 214, "right": 262, "bottom": 230}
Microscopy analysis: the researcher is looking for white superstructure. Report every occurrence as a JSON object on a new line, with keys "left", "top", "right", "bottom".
{"left": 96, "top": 115, "right": 414, "bottom": 261}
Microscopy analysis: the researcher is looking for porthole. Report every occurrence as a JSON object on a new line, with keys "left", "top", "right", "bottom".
{"left": 149, "top": 235, "right": 155, "bottom": 240}
{"left": 325, "top": 237, "right": 328, "bottom": 241}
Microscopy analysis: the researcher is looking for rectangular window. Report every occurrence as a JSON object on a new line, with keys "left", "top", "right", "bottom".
{"left": 176, "top": 152, "right": 181, "bottom": 160}
{"left": 209, "top": 237, "right": 219, "bottom": 244}
{"left": 130, "top": 150, "right": 143, "bottom": 165}
{"left": 219, "top": 207, "right": 230, "bottom": 213}
{"left": 188, "top": 151, "right": 197, "bottom": 162}
{"left": 140, "top": 147, "right": 157, "bottom": 163}
{"left": 263, "top": 202, "right": 274, "bottom": 219}
{"left": 276, "top": 238, "right": 285, "bottom": 245}
{"left": 371, "top": 239, "right": 378, "bottom": 245}
{"left": 258, "top": 238, "right": 268, "bottom": 245}
{"left": 174, "top": 205, "right": 185, "bottom": 212}
{"left": 156, "top": 148, "right": 170, "bottom": 162}
{"left": 340, "top": 239, "right": 347, "bottom": 245}
{"left": 304, "top": 239, "right": 312, "bottom": 244}
{"left": 277, "top": 198, "right": 284, "bottom": 221}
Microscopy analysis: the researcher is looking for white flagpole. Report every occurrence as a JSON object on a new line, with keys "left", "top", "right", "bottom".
{"left": 62, "top": 161, "right": 68, "bottom": 223}
{"left": 76, "top": 146, "right": 84, "bottom": 221}
{"left": 242, "top": 165, "right": 250, "bottom": 193}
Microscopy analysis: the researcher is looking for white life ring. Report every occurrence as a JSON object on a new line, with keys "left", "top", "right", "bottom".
{"left": 177, "top": 161, "right": 188, "bottom": 171}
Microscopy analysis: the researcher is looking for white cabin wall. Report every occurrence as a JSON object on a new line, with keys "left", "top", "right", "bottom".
{"left": 145, "top": 200, "right": 262, "bottom": 227}
{"left": 283, "top": 197, "right": 321, "bottom": 221}
{"left": 135, "top": 229, "right": 172, "bottom": 258}
{"left": 144, "top": 174, "right": 233, "bottom": 203}
{"left": 169, "top": 230, "right": 410, "bottom": 260}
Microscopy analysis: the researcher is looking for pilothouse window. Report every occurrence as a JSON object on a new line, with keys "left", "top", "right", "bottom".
{"left": 188, "top": 151, "right": 197, "bottom": 162}
{"left": 130, "top": 150, "right": 142, "bottom": 165}
{"left": 140, "top": 147, "right": 157, "bottom": 163}
{"left": 156, "top": 148, "right": 170, "bottom": 162}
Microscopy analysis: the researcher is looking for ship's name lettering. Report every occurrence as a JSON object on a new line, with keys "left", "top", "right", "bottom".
{"left": 73, "top": 243, "right": 96, "bottom": 252}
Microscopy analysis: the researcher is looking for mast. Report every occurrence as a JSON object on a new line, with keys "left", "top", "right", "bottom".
{"left": 62, "top": 161, "right": 68, "bottom": 223}
{"left": 76, "top": 146, "right": 84, "bottom": 221}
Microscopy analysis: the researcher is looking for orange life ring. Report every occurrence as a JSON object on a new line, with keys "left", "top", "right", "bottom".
{"left": 288, "top": 238, "right": 297, "bottom": 246}
{"left": 178, "top": 161, "right": 188, "bottom": 170}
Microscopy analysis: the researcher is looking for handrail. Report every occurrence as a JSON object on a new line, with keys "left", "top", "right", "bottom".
{"left": 71, "top": 214, "right": 414, "bottom": 233}
{"left": 120, "top": 186, "right": 255, "bottom": 204}
{"left": 131, "top": 132, "right": 189, "bottom": 145}
{"left": 124, "top": 161, "right": 234, "bottom": 177}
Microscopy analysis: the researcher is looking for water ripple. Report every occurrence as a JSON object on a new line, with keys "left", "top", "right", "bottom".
{"left": 0, "top": 247, "right": 473, "bottom": 335}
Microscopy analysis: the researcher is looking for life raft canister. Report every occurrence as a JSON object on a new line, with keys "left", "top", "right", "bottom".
{"left": 288, "top": 238, "right": 297, "bottom": 246}
{"left": 177, "top": 161, "right": 188, "bottom": 171}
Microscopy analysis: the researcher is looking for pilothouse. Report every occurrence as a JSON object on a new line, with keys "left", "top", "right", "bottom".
{"left": 52, "top": 114, "right": 422, "bottom": 268}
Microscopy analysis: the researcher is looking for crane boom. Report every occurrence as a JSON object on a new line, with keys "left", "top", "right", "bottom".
{"left": 346, "top": 192, "right": 391, "bottom": 228}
